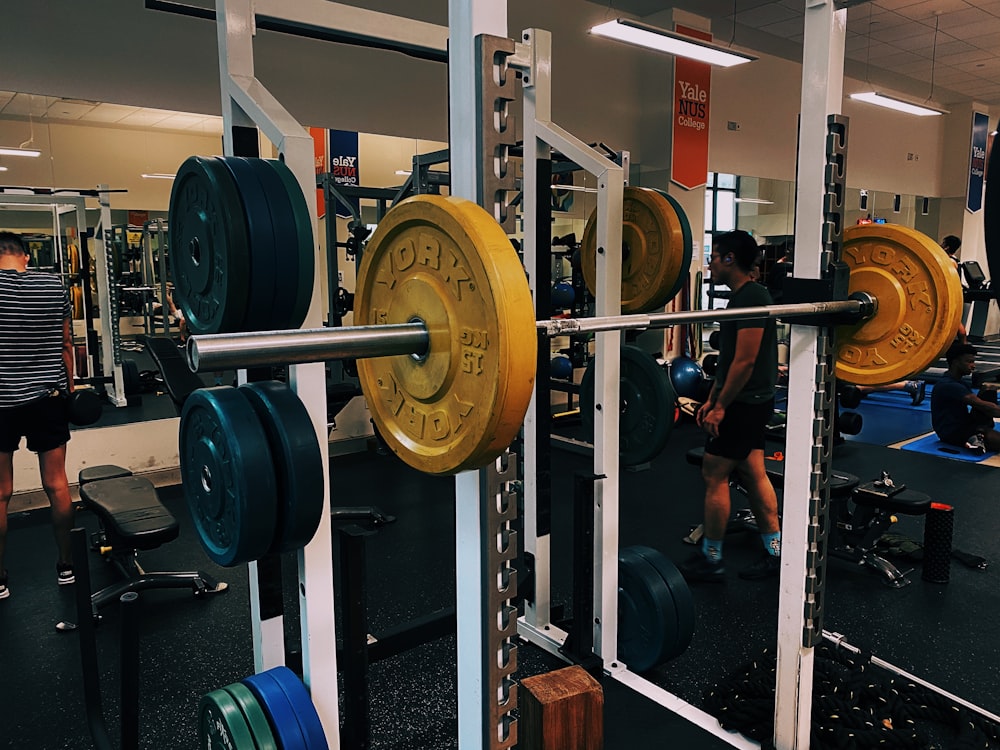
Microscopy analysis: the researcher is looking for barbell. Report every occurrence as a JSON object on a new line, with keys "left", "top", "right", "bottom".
{"left": 183, "top": 194, "right": 962, "bottom": 476}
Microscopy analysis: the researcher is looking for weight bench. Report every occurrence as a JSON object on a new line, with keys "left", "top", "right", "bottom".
{"left": 78, "top": 464, "right": 227, "bottom": 616}
{"left": 142, "top": 335, "right": 205, "bottom": 412}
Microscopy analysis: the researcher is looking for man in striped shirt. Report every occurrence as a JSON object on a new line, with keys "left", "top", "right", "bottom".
{"left": 0, "top": 231, "right": 76, "bottom": 599}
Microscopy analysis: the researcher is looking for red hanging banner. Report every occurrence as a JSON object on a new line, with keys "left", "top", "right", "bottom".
{"left": 671, "top": 25, "right": 712, "bottom": 190}
{"left": 310, "top": 127, "right": 327, "bottom": 219}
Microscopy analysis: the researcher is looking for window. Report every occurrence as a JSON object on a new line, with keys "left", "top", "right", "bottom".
{"left": 704, "top": 172, "right": 739, "bottom": 262}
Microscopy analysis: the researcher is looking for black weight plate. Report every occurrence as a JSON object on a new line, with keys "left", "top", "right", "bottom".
{"left": 122, "top": 358, "right": 141, "bottom": 396}
{"left": 618, "top": 546, "right": 675, "bottom": 673}
{"left": 264, "top": 158, "right": 315, "bottom": 329}
{"left": 169, "top": 156, "right": 251, "bottom": 334}
{"left": 629, "top": 545, "right": 695, "bottom": 663}
{"left": 200, "top": 688, "right": 257, "bottom": 750}
{"left": 220, "top": 157, "right": 280, "bottom": 332}
{"left": 180, "top": 387, "right": 278, "bottom": 567}
{"left": 248, "top": 158, "right": 302, "bottom": 331}
{"left": 655, "top": 190, "right": 695, "bottom": 303}
{"left": 580, "top": 345, "right": 675, "bottom": 466}
{"left": 238, "top": 381, "right": 325, "bottom": 555}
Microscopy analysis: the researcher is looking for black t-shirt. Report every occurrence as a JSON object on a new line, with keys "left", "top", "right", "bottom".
{"left": 931, "top": 376, "right": 974, "bottom": 439}
{"left": 714, "top": 282, "right": 777, "bottom": 404}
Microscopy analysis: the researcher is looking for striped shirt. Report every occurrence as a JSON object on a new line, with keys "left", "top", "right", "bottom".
{"left": 0, "top": 269, "right": 71, "bottom": 407}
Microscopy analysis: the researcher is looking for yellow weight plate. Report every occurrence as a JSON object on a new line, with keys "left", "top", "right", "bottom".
{"left": 836, "top": 224, "right": 963, "bottom": 387}
{"left": 68, "top": 243, "right": 81, "bottom": 275}
{"left": 580, "top": 186, "right": 686, "bottom": 314}
{"left": 71, "top": 286, "right": 84, "bottom": 320}
{"left": 354, "top": 194, "right": 537, "bottom": 475}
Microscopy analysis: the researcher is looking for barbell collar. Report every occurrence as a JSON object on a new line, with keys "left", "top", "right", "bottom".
{"left": 187, "top": 323, "right": 429, "bottom": 372}
{"left": 187, "top": 295, "right": 875, "bottom": 372}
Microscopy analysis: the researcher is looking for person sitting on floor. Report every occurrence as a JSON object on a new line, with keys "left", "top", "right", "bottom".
{"left": 930, "top": 343, "right": 1000, "bottom": 454}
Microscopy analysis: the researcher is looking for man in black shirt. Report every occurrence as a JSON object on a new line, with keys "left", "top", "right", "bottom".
{"left": 0, "top": 231, "right": 76, "bottom": 600}
{"left": 682, "top": 230, "right": 781, "bottom": 582}
{"left": 930, "top": 343, "right": 1000, "bottom": 454}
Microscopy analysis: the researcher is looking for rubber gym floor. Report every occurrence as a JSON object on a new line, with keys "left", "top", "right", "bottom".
{"left": 2, "top": 389, "right": 999, "bottom": 749}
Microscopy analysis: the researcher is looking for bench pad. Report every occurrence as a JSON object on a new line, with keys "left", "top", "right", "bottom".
{"left": 80, "top": 475, "right": 179, "bottom": 550}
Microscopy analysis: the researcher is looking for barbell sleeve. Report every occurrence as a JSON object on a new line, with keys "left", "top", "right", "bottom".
{"left": 186, "top": 293, "right": 875, "bottom": 372}
{"left": 187, "top": 322, "right": 429, "bottom": 372}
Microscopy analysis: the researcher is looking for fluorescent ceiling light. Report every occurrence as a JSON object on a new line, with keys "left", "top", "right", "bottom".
{"left": 394, "top": 170, "right": 412, "bottom": 176}
{"left": 0, "top": 147, "right": 41, "bottom": 157}
{"left": 849, "top": 92, "right": 947, "bottom": 117}
{"left": 590, "top": 19, "right": 756, "bottom": 67}
{"left": 141, "top": 173, "right": 176, "bottom": 180}
{"left": 735, "top": 197, "right": 774, "bottom": 204}
{"left": 0, "top": 166, "right": 8, "bottom": 172}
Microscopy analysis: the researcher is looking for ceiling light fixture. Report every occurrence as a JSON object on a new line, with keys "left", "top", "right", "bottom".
{"left": 735, "top": 197, "right": 774, "bottom": 204}
{"left": 849, "top": 92, "right": 947, "bottom": 117}
{"left": 0, "top": 166, "right": 8, "bottom": 172}
{"left": 0, "top": 147, "right": 41, "bottom": 158}
{"left": 590, "top": 19, "right": 756, "bottom": 67}
{"left": 141, "top": 173, "right": 176, "bottom": 180}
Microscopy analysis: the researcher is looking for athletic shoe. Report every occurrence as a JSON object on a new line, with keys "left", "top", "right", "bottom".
{"left": 965, "top": 433, "right": 987, "bottom": 455}
{"left": 679, "top": 553, "right": 725, "bottom": 583}
{"left": 0, "top": 571, "right": 9, "bottom": 600}
{"left": 738, "top": 553, "right": 781, "bottom": 581}
{"left": 56, "top": 562, "right": 75, "bottom": 586}
{"left": 906, "top": 380, "right": 926, "bottom": 406}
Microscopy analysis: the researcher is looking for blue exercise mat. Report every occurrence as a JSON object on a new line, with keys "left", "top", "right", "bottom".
{"left": 859, "top": 384, "right": 933, "bottom": 412}
{"left": 900, "top": 432, "right": 995, "bottom": 463}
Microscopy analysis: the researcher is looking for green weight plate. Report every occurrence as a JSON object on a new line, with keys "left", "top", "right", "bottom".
{"left": 238, "top": 381, "right": 325, "bottom": 555}
{"left": 630, "top": 545, "right": 695, "bottom": 663}
{"left": 655, "top": 191, "right": 695, "bottom": 303}
{"left": 249, "top": 158, "right": 303, "bottom": 331}
{"left": 169, "top": 156, "right": 251, "bottom": 334}
{"left": 200, "top": 688, "right": 258, "bottom": 750}
{"left": 618, "top": 547, "right": 675, "bottom": 673}
{"left": 264, "top": 158, "right": 315, "bottom": 329}
{"left": 220, "top": 157, "right": 280, "bottom": 332}
{"left": 179, "top": 387, "right": 278, "bottom": 567}
{"left": 224, "top": 683, "right": 279, "bottom": 750}
{"left": 580, "top": 345, "right": 674, "bottom": 466}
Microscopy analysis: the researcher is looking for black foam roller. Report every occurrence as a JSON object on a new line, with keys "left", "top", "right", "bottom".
{"left": 922, "top": 503, "right": 954, "bottom": 584}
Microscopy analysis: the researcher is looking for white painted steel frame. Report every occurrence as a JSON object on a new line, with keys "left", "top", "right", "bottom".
{"left": 514, "top": 27, "right": 753, "bottom": 749}
{"left": 448, "top": 4, "right": 514, "bottom": 748}
{"left": 215, "top": 0, "right": 338, "bottom": 739}
{"left": 775, "top": 3, "right": 846, "bottom": 749}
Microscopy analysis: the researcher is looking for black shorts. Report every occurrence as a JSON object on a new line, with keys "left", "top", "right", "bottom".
{"left": 0, "top": 394, "right": 71, "bottom": 453}
{"left": 705, "top": 398, "right": 774, "bottom": 461}
{"left": 938, "top": 413, "right": 996, "bottom": 447}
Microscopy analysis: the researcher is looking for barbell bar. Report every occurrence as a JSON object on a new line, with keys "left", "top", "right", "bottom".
{"left": 186, "top": 295, "right": 875, "bottom": 372}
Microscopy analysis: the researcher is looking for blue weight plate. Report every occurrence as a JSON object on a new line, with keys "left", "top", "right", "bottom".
{"left": 169, "top": 156, "right": 251, "bottom": 334}
{"left": 248, "top": 158, "right": 301, "bottom": 331}
{"left": 580, "top": 345, "right": 674, "bottom": 466}
{"left": 629, "top": 545, "right": 695, "bottom": 663}
{"left": 260, "top": 667, "right": 329, "bottom": 750}
{"left": 655, "top": 190, "right": 695, "bottom": 303}
{"left": 220, "top": 157, "right": 280, "bottom": 332}
{"left": 243, "top": 670, "right": 309, "bottom": 750}
{"left": 200, "top": 688, "right": 257, "bottom": 750}
{"left": 179, "top": 387, "right": 278, "bottom": 567}
{"left": 618, "top": 546, "right": 675, "bottom": 673}
{"left": 238, "top": 382, "right": 325, "bottom": 555}
{"left": 263, "top": 158, "right": 315, "bottom": 329}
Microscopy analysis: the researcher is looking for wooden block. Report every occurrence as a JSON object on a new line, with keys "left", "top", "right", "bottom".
{"left": 520, "top": 665, "right": 603, "bottom": 750}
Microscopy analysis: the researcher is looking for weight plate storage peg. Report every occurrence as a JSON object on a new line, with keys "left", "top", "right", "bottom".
{"left": 836, "top": 224, "right": 964, "bottom": 386}
{"left": 353, "top": 194, "right": 537, "bottom": 475}
{"left": 179, "top": 387, "right": 278, "bottom": 567}
{"left": 580, "top": 345, "right": 675, "bottom": 467}
{"left": 581, "top": 186, "right": 687, "bottom": 314}
{"left": 238, "top": 381, "right": 325, "bottom": 555}
{"left": 169, "top": 156, "right": 252, "bottom": 335}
